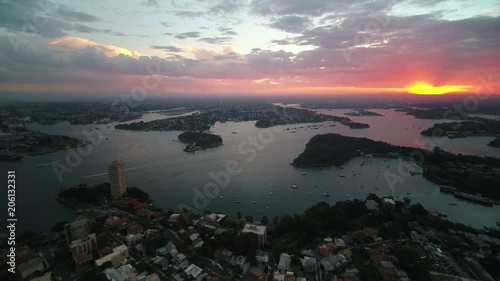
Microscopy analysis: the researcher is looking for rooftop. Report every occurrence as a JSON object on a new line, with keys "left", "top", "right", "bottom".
{"left": 242, "top": 223, "right": 267, "bottom": 235}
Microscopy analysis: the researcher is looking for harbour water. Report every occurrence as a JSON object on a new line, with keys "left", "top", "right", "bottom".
{"left": 1, "top": 109, "right": 499, "bottom": 233}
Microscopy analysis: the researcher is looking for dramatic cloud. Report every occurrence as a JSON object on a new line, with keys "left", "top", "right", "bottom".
{"left": 0, "top": 0, "right": 499, "bottom": 94}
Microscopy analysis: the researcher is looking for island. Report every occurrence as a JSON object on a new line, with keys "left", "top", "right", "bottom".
{"left": 488, "top": 137, "right": 500, "bottom": 147}
{"left": 292, "top": 134, "right": 413, "bottom": 167}
{"left": 178, "top": 131, "right": 223, "bottom": 152}
{"left": 323, "top": 115, "right": 370, "bottom": 129}
{"left": 346, "top": 121, "right": 370, "bottom": 129}
{"left": 345, "top": 109, "right": 383, "bottom": 117}
{"left": 420, "top": 118, "right": 500, "bottom": 138}
{"left": 0, "top": 132, "right": 88, "bottom": 160}
{"left": 293, "top": 133, "right": 500, "bottom": 200}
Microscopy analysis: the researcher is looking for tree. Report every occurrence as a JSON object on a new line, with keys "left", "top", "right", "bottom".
{"left": 261, "top": 216, "right": 268, "bottom": 225}
{"left": 403, "top": 197, "right": 412, "bottom": 205}
{"left": 273, "top": 216, "right": 279, "bottom": 225}
{"left": 291, "top": 255, "right": 301, "bottom": 268}
{"left": 135, "top": 262, "right": 154, "bottom": 274}
{"left": 51, "top": 221, "right": 69, "bottom": 233}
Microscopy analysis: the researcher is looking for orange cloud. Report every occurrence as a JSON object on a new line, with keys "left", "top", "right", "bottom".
{"left": 49, "top": 36, "right": 144, "bottom": 59}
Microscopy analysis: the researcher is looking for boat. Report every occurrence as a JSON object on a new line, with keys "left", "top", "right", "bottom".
{"left": 291, "top": 185, "right": 298, "bottom": 189}
{"left": 36, "top": 164, "right": 44, "bottom": 167}
{"left": 323, "top": 193, "right": 330, "bottom": 197}
{"left": 266, "top": 206, "right": 269, "bottom": 210}
{"left": 301, "top": 172, "right": 308, "bottom": 176}
{"left": 360, "top": 185, "right": 364, "bottom": 189}
{"left": 340, "top": 174, "right": 346, "bottom": 177}
{"left": 270, "top": 192, "right": 273, "bottom": 195}
{"left": 453, "top": 192, "right": 494, "bottom": 206}
{"left": 308, "top": 192, "right": 311, "bottom": 195}
{"left": 374, "top": 187, "right": 378, "bottom": 190}
{"left": 448, "top": 203, "right": 457, "bottom": 206}
{"left": 236, "top": 200, "right": 241, "bottom": 203}
{"left": 345, "top": 194, "right": 349, "bottom": 197}
{"left": 251, "top": 201, "right": 256, "bottom": 204}
{"left": 231, "top": 132, "right": 237, "bottom": 134}
{"left": 321, "top": 171, "right": 326, "bottom": 174}
{"left": 220, "top": 196, "right": 223, "bottom": 199}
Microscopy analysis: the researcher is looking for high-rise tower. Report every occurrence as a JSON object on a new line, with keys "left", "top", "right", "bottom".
{"left": 108, "top": 160, "right": 127, "bottom": 199}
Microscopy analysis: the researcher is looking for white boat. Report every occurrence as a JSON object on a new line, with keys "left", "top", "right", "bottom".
{"left": 301, "top": 172, "right": 308, "bottom": 176}
{"left": 236, "top": 200, "right": 241, "bottom": 203}
{"left": 345, "top": 194, "right": 349, "bottom": 197}
{"left": 220, "top": 196, "right": 223, "bottom": 199}
{"left": 251, "top": 201, "right": 256, "bottom": 204}
{"left": 270, "top": 192, "right": 273, "bottom": 195}
{"left": 323, "top": 193, "right": 330, "bottom": 197}
{"left": 340, "top": 174, "right": 346, "bottom": 177}
{"left": 292, "top": 185, "right": 298, "bottom": 188}
{"left": 266, "top": 206, "right": 269, "bottom": 210}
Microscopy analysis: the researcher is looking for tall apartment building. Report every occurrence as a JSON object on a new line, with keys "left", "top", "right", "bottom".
{"left": 70, "top": 233, "right": 97, "bottom": 265}
{"left": 64, "top": 218, "right": 90, "bottom": 244}
{"left": 108, "top": 160, "right": 127, "bottom": 199}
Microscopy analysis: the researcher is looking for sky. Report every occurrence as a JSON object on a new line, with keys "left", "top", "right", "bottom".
{"left": 0, "top": 0, "right": 499, "bottom": 96}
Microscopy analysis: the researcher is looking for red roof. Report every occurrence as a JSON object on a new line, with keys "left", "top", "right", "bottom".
{"left": 319, "top": 246, "right": 330, "bottom": 256}
{"left": 109, "top": 217, "right": 126, "bottom": 227}
{"left": 127, "top": 224, "right": 144, "bottom": 235}
{"left": 327, "top": 242, "right": 337, "bottom": 251}
{"left": 127, "top": 199, "right": 147, "bottom": 210}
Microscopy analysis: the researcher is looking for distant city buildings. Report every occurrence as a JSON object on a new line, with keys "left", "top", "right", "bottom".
{"left": 108, "top": 160, "right": 127, "bottom": 199}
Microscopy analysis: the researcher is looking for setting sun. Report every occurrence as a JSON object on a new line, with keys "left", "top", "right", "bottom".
{"left": 407, "top": 82, "right": 472, "bottom": 95}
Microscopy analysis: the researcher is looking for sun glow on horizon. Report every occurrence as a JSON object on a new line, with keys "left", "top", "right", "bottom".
{"left": 407, "top": 81, "right": 472, "bottom": 95}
